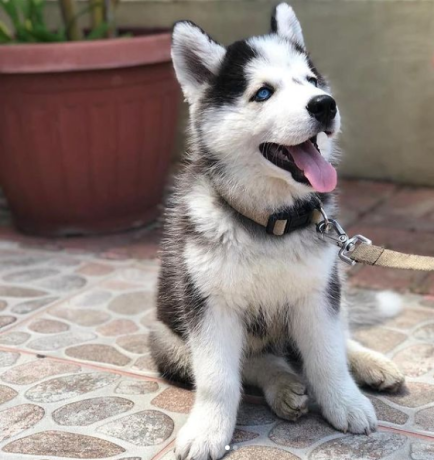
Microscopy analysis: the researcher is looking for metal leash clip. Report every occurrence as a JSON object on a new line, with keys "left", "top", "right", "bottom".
{"left": 316, "top": 208, "right": 372, "bottom": 266}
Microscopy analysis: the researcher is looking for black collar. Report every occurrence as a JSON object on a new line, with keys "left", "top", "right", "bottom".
{"left": 220, "top": 192, "right": 323, "bottom": 237}
{"left": 265, "top": 195, "right": 322, "bottom": 236}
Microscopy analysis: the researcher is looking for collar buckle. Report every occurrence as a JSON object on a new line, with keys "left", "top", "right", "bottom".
{"left": 266, "top": 209, "right": 315, "bottom": 236}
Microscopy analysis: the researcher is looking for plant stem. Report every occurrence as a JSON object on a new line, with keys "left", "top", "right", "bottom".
{"left": 59, "top": 0, "right": 83, "bottom": 41}
{"left": 90, "top": 0, "right": 103, "bottom": 31}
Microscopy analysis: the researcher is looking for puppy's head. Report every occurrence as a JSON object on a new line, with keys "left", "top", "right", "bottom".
{"left": 172, "top": 3, "right": 341, "bottom": 196}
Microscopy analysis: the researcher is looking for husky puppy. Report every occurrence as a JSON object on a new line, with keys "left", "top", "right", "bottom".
{"left": 150, "top": 4, "right": 405, "bottom": 459}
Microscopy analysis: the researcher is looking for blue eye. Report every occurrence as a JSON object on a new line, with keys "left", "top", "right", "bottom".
{"left": 307, "top": 76, "right": 318, "bottom": 87}
{"left": 254, "top": 86, "right": 273, "bottom": 102}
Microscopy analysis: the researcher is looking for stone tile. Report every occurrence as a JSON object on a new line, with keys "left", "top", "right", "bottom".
{"left": 0, "top": 286, "right": 47, "bottom": 297}
{"left": 76, "top": 263, "right": 114, "bottom": 276}
{"left": 0, "top": 351, "right": 20, "bottom": 367}
{"left": 411, "top": 442, "right": 434, "bottom": 460}
{"left": 28, "top": 318, "right": 69, "bottom": 334}
{"left": 27, "top": 331, "right": 96, "bottom": 351}
{"left": 66, "top": 344, "right": 131, "bottom": 366}
{"left": 115, "top": 379, "right": 159, "bottom": 395}
{"left": 11, "top": 297, "right": 59, "bottom": 315}
{"left": 415, "top": 274, "right": 434, "bottom": 296}
{"left": 237, "top": 402, "right": 276, "bottom": 426}
{"left": 0, "top": 404, "right": 45, "bottom": 442}
{"left": 25, "top": 372, "right": 119, "bottom": 403}
{"left": 116, "top": 333, "right": 149, "bottom": 354}
{"left": 133, "top": 354, "right": 158, "bottom": 373}
{"left": 0, "top": 331, "right": 30, "bottom": 345}
{"left": 367, "top": 396, "right": 409, "bottom": 425}
{"left": 360, "top": 187, "right": 434, "bottom": 232}
{"left": 309, "top": 431, "right": 407, "bottom": 460}
{"left": 0, "top": 257, "right": 49, "bottom": 272}
{"left": 350, "top": 265, "right": 426, "bottom": 293}
{"left": 384, "top": 382, "right": 434, "bottom": 408}
{"left": 97, "top": 319, "right": 139, "bottom": 336}
{"left": 386, "top": 307, "right": 434, "bottom": 331}
{"left": 1, "top": 359, "right": 80, "bottom": 385}
{"left": 37, "top": 274, "right": 87, "bottom": 292}
{"left": 352, "top": 327, "right": 407, "bottom": 354}
{"left": 118, "top": 267, "right": 159, "bottom": 288}
{"left": 51, "top": 308, "right": 110, "bottom": 327}
{"left": 97, "top": 410, "right": 174, "bottom": 446}
{"left": 231, "top": 429, "right": 259, "bottom": 443}
{"left": 49, "top": 256, "right": 81, "bottom": 267}
{"left": 71, "top": 290, "right": 112, "bottom": 307}
{"left": 393, "top": 344, "right": 434, "bottom": 377}
{"left": 53, "top": 396, "right": 134, "bottom": 426}
{"left": 101, "top": 280, "right": 141, "bottom": 291}
{"left": 0, "top": 315, "right": 16, "bottom": 329}
{"left": 414, "top": 406, "right": 434, "bottom": 432}
{"left": 151, "top": 387, "right": 194, "bottom": 414}
{"left": 140, "top": 309, "right": 156, "bottom": 329}
{"left": 338, "top": 180, "right": 396, "bottom": 215}
{"left": 269, "top": 414, "right": 337, "bottom": 449}
{"left": 3, "top": 430, "right": 125, "bottom": 458}
{"left": 419, "top": 299, "right": 434, "bottom": 309}
{"left": 0, "top": 385, "right": 17, "bottom": 405}
{"left": 3, "top": 268, "right": 59, "bottom": 283}
{"left": 109, "top": 291, "right": 155, "bottom": 315}
{"left": 227, "top": 446, "right": 300, "bottom": 460}
{"left": 413, "top": 323, "right": 434, "bottom": 341}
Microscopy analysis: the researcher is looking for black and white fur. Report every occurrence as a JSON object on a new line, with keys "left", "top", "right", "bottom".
{"left": 150, "top": 4, "right": 405, "bottom": 460}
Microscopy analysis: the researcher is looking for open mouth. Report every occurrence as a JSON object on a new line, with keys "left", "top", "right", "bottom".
{"left": 259, "top": 135, "right": 337, "bottom": 193}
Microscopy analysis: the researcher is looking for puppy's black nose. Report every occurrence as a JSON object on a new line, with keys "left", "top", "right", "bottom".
{"left": 307, "top": 95, "right": 337, "bottom": 124}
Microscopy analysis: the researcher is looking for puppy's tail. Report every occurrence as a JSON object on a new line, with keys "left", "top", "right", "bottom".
{"left": 345, "top": 289, "right": 403, "bottom": 330}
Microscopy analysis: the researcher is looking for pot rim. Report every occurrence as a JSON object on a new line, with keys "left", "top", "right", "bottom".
{"left": 0, "top": 31, "right": 172, "bottom": 74}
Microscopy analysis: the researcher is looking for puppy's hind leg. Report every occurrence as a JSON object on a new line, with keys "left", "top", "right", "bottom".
{"left": 347, "top": 339, "right": 405, "bottom": 393}
{"left": 243, "top": 353, "right": 309, "bottom": 421}
{"left": 149, "top": 321, "right": 193, "bottom": 387}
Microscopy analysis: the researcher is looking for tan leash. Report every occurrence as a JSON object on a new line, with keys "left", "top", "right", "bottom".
{"left": 316, "top": 209, "right": 434, "bottom": 271}
{"left": 221, "top": 190, "right": 434, "bottom": 272}
{"left": 351, "top": 244, "right": 434, "bottom": 271}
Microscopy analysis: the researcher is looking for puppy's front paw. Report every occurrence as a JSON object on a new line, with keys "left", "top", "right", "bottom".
{"left": 175, "top": 418, "right": 231, "bottom": 460}
{"left": 321, "top": 384, "right": 377, "bottom": 434}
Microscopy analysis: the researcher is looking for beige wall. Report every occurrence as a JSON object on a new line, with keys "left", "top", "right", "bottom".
{"left": 39, "top": 1, "right": 434, "bottom": 185}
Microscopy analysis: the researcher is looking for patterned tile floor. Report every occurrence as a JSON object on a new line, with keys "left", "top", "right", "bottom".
{"left": 0, "top": 180, "right": 434, "bottom": 459}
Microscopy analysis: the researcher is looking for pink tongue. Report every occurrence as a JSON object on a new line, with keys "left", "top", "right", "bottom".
{"left": 287, "top": 141, "right": 337, "bottom": 193}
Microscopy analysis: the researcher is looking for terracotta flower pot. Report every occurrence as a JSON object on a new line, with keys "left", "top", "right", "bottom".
{"left": 0, "top": 31, "right": 180, "bottom": 236}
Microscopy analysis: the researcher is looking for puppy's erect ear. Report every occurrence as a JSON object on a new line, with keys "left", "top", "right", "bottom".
{"left": 271, "top": 3, "right": 305, "bottom": 49}
{"left": 171, "top": 21, "right": 226, "bottom": 103}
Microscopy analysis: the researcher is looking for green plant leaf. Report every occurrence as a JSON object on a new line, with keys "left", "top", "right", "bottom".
{"left": 29, "top": 0, "right": 46, "bottom": 27}
{"left": 0, "top": 20, "right": 12, "bottom": 42}
{"left": 0, "top": 0, "right": 22, "bottom": 29}
{"left": 86, "top": 21, "right": 110, "bottom": 40}
{"left": 30, "top": 24, "right": 66, "bottom": 42}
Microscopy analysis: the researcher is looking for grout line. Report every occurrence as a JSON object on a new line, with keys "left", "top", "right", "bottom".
{"left": 0, "top": 344, "right": 166, "bottom": 383}
{"left": 379, "top": 425, "right": 434, "bottom": 441}
{"left": 152, "top": 440, "right": 175, "bottom": 460}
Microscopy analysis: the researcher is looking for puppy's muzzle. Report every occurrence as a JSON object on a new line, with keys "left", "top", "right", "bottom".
{"left": 307, "top": 95, "right": 337, "bottom": 125}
